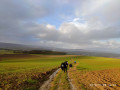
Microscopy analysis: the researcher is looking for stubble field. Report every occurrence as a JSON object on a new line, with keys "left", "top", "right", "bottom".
{"left": 68, "top": 56, "right": 120, "bottom": 90}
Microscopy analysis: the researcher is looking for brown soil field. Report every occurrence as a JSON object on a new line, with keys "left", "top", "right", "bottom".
{"left": 0, "top": 54, "right": 34, "bottom": 59}
{"left": 33, "top": 55, "right": 79, "bottom": 58}
{"left": 68, "top": 65, "right": 120, "bottom": 90}
{"left": 0, "top": 54, "right": 78, "bottom": 60}
{"left": 0, "top": 68, "right": 57, "bottom": 90}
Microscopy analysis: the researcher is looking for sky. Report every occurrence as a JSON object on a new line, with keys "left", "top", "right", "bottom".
{"left": 0, "top": 0, "right": 120, "bottom": 53}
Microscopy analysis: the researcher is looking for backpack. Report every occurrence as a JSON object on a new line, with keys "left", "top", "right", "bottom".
{"left": 61, "top": 64, "right": 64, "bottom": 67}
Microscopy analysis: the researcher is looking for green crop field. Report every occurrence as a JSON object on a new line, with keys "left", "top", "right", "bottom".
{"left": 76, "top": 56, "right": 120, "bottom": 71}
{"left": 0, "top": 55, "right": 80, "bottom": 74}
{"left": 0, "top": 50, "right": 15, "bottom": 54}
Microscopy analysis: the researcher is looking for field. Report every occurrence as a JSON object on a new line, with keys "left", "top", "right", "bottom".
{"left": 68, "top": 56, "right": 120, "bottom": 90}
{"left": 0, "top": 55, "right": 120, "bottom": 90}
{"left": 0, "top": 50, "right": 15, "bottom": 54}
{"left": 0, "top": 54, "right": 78, "bottom": 90}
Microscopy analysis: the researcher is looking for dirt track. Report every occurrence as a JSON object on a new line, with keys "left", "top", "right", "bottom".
{"left": 39, "top": 68, "right": 60, "bottom": 90}
{"left": 39, "top": 68, "right": 76, "bottom": 90}
{"left": 67, "top": 73, "right": 77, "bottom": 90}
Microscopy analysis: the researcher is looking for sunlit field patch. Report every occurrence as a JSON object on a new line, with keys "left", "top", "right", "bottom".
{"left": 0, "top": 50, "right": 15, "bottom": 54}
{"left": 77, "top": 56, "right": 120, "bottom": 71}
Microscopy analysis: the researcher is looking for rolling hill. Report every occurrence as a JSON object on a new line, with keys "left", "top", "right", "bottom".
{"left": 0, "top": 42, "right": 120, "bottom": 57}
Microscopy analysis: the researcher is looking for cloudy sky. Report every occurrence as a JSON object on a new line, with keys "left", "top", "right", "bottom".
{"left": 0, "top": 0, "right": 120, "bottom": 53}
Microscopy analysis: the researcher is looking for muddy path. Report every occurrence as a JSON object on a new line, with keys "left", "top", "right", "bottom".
{"left": 39, "top": 67, "right": 77, "bottom": 90}
{"left": 67, "top": 73, "right": 77, "bottom": 90}
{"left": 39, "top": 68, "right": 60, "bottom": 90}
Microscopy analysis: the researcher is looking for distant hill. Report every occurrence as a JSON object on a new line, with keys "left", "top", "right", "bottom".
{"left": 0, "top": 42, "right": 51, "bottom": 50}
{"left": 0, "top": 42, "right": 34, "bottom": 50}
{"left": 0, "top": 42, "right": 120, "bottom": 57}
{"left": 0, "top": 42, "right": 61, "bottom": 51}
{"left": 65, "top": 49, "right": 120, "bottom": 58}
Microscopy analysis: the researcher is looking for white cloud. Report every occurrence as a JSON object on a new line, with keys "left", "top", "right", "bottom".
{"left": 73, "top": 18, "right": 80, "bottom": 22}
{"left": 46, "top": 24, "right": 56, "bottom": 30}
{"left": 93, "top": 40, "right": 120, "bottom": 49}
{"left": 0, "top": 0, "right": 120, "bottom": 53}
{"left": 75, "top": 0, "right": 120, "bottom": 24}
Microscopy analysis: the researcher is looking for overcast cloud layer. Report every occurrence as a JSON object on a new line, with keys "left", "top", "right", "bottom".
{"left": 0, "top": 0, "right": 120, "bottom": 53}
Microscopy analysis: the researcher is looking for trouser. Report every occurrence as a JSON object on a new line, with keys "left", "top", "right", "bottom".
{"left": 61, "top": 67, "right": 64, "bottom": 71}
{"left": 64, "top": 67, "right": 67, "bottom": 72}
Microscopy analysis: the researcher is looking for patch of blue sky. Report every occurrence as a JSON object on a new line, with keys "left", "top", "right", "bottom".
{"left": 37, "top": 16, "right": 63, "bottom": 29}
{"left": 37, "top": 2, "right": 75, "bottom": 29}
{"left": 113, "top": 38, "right": 120, "bottom": 42}
{"left": 99, "top": 38, "right": 120, "bottom": 42}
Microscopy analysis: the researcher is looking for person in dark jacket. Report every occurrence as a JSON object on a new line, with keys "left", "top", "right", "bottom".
{"left": 61, "top": 63, "right": 64, "bottom": 71}
{"left": 69, "top": 64, "right": 72, "bottom": 67}
{"left": 63, "top": 61, "right": 68, "bottom": 72}
{"left": 60, "top": 61, "right": 68, "bottom": 72}
{"left": 74, "top": 61, "right": 76, "bottom": 64}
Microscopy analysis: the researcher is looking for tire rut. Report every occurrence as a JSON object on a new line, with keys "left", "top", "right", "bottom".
{"left": 39, "top": 66, "right": 77, "bottom": 90}
{"left": 67, "top": 72, "right": 77, "bottom": 90}
{"left": 39, "top": 68, "right": 60, "bottom": 90}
